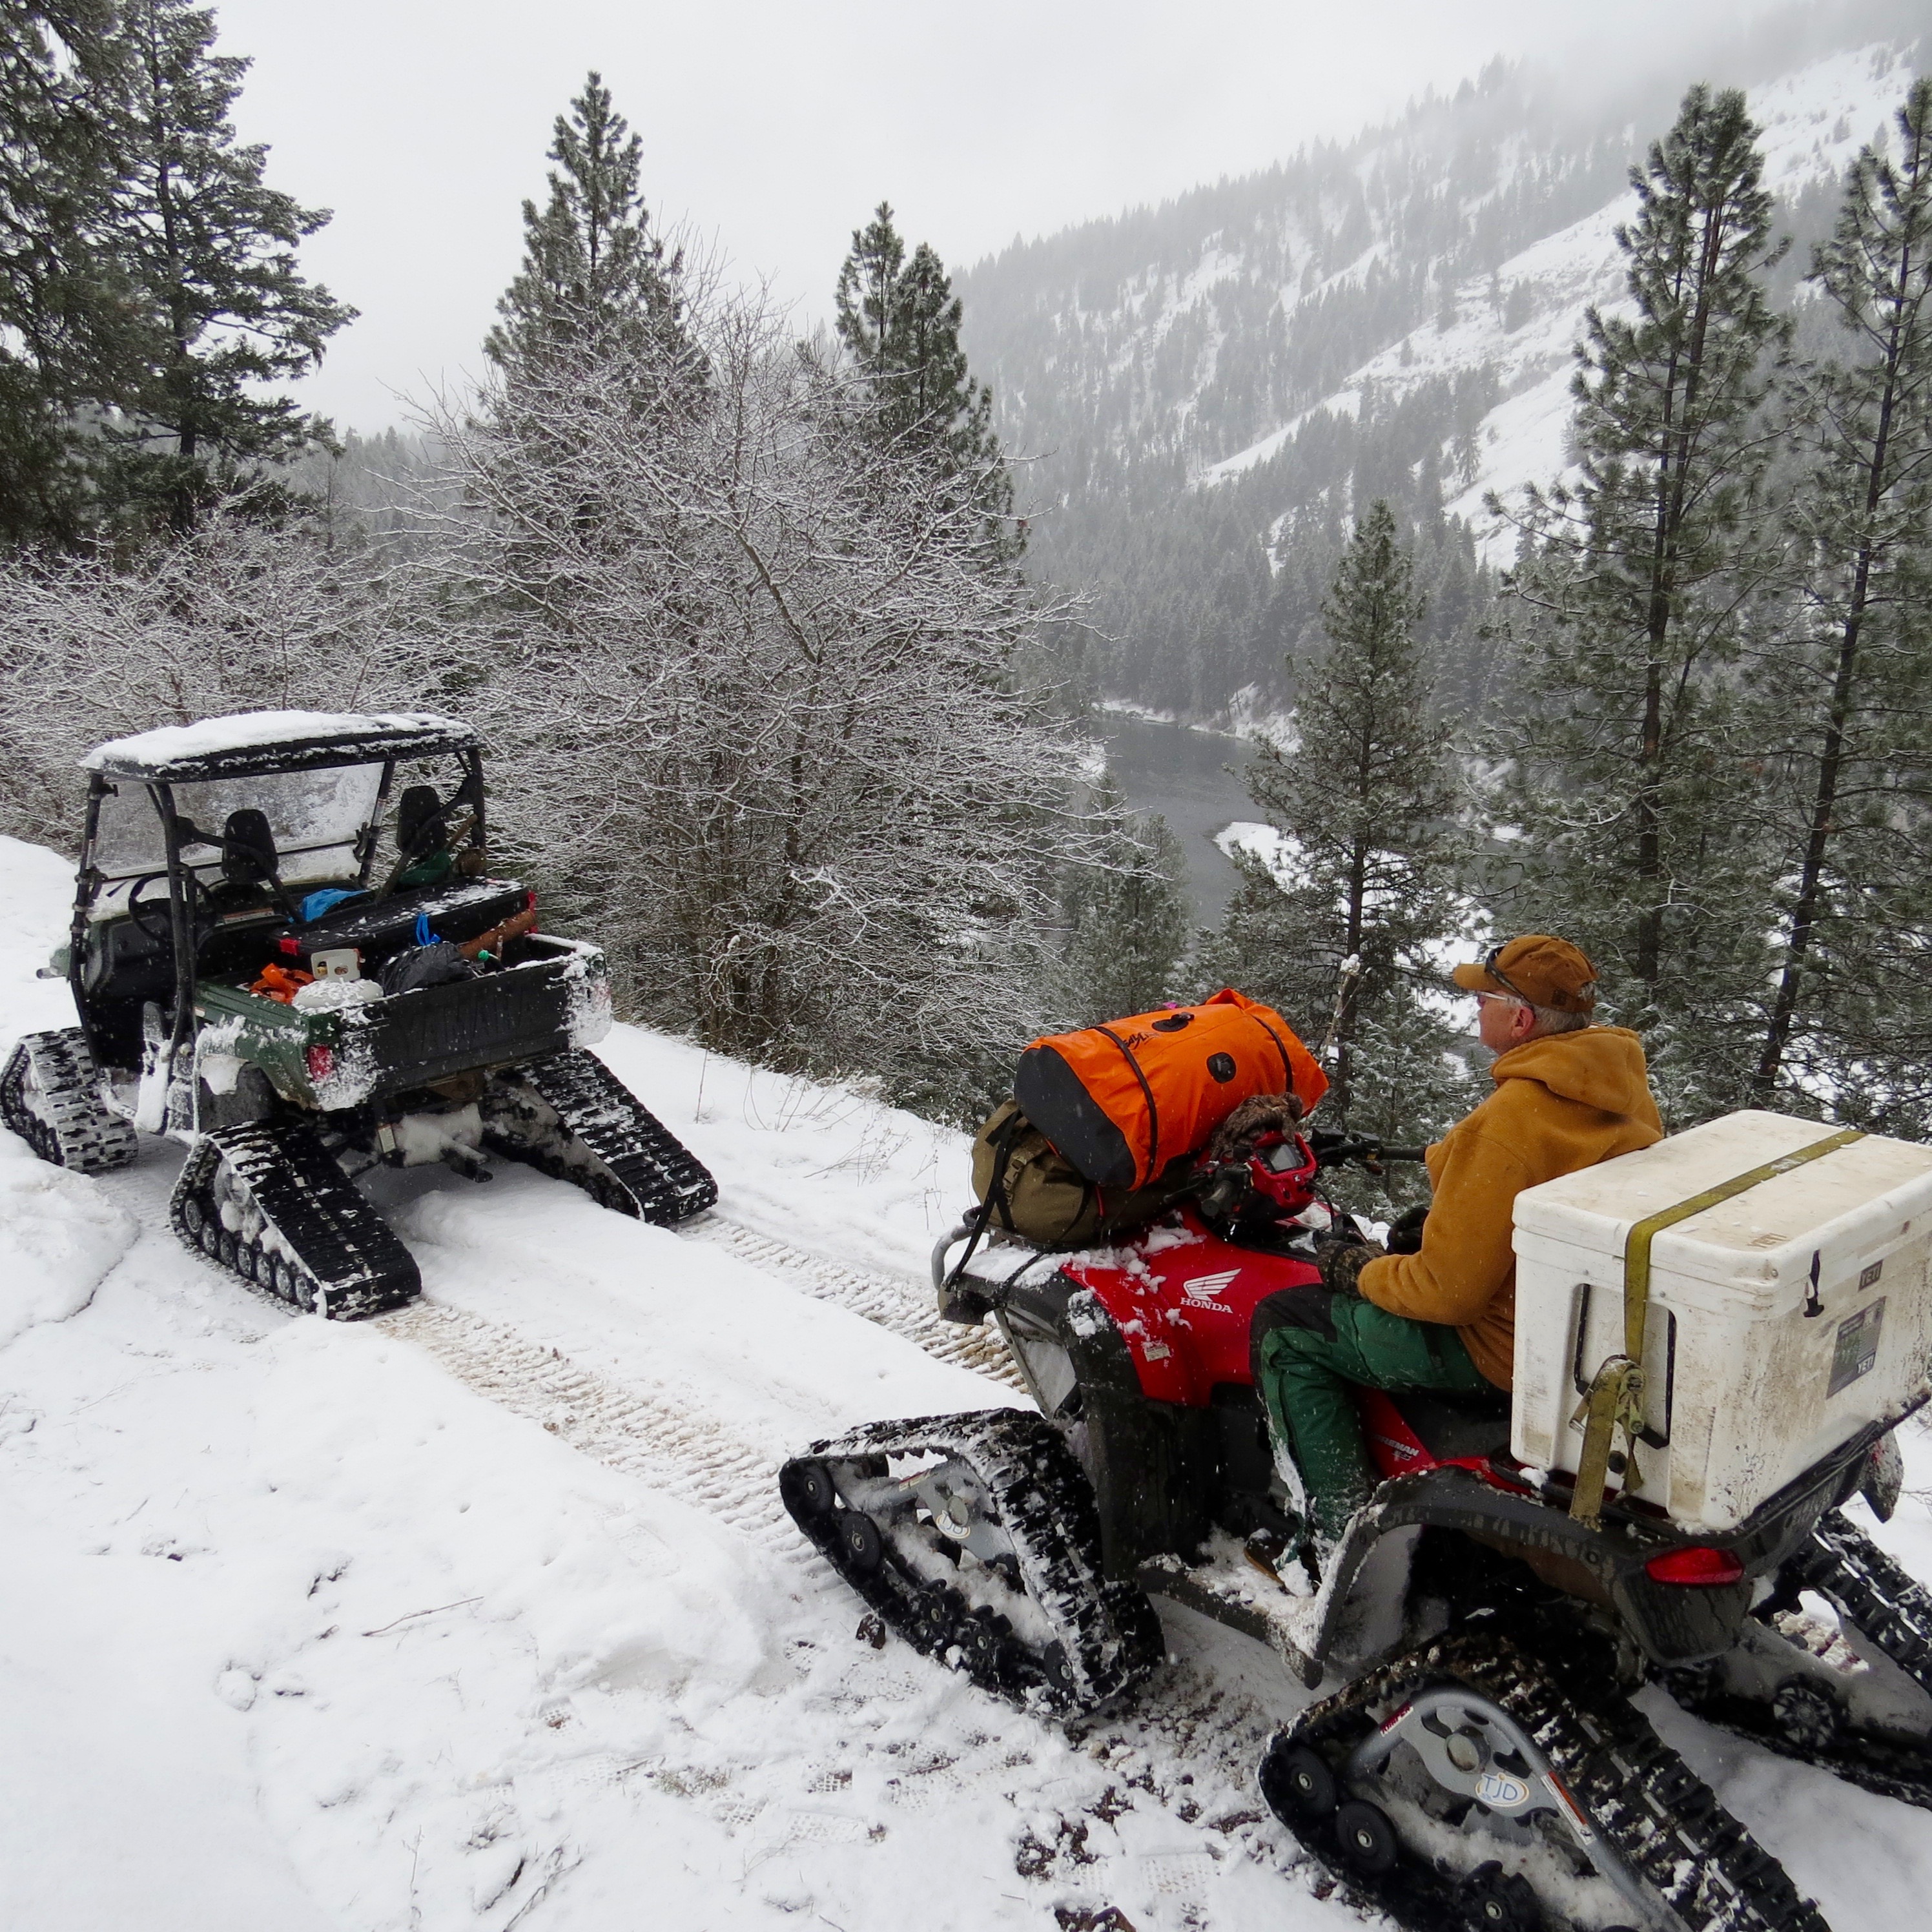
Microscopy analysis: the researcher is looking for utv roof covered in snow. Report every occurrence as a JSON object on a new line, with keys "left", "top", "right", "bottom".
{"left": 83, "top": 710, "right": 478, "bottom": 783}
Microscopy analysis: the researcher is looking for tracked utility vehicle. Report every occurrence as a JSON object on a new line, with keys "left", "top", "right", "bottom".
{"left": 783, "top": 1113, "right": 1932, "bottom": 1931}
{"left": 1, "top": 710, "right": 715, "bottom": 1317}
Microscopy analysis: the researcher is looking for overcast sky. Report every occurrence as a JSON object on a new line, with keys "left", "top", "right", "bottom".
{"left": 212, "top": 0, "right": 1792, "bottom": 433}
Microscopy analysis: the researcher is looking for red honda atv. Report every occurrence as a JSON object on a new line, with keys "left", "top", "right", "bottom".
{"left": 779, "top": 1127, "right": 1931, "bottom": 1932}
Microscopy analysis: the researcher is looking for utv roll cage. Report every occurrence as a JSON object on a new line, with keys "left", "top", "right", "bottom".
{"left": 71, "top": 712, "right": 483, "bottom": 1078}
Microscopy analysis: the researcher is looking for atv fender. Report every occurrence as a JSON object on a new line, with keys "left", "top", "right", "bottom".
{"left": 1312, "top": 1423, "right": 1891, "bottom": 1678}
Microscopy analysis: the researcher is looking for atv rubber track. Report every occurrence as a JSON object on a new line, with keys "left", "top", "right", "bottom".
{"left": 1263, "top": 1610, "right": 1831, "bottom": 1932}
{"left": 1667, "top": 1507, "right": 1932, "bottom": 1811}
{"left": 0, "top": 1027, "right": 137, "bottom": 1174}
{"left": 482, "top": 1048, "right": 717, "bottom": 1226}
{"left": 170, "top": 1119, "right": 420, "bottom": 1320}
{"left": 780, "top": 1407, "right": 1164, "bottom": 1718}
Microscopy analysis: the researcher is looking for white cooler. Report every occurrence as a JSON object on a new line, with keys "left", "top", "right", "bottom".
{"left": 1511, "top": 1109, "right": 1932, "bottom": 1531}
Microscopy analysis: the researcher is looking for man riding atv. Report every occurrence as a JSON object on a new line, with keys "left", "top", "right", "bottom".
{"left": 1255, "top": 934, "right": 1663, "bottom": 1570}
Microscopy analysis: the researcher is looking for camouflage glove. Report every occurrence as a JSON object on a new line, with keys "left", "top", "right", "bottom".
{"left": 1314, "top": 1231, "right": 1376, "bottom": 1295}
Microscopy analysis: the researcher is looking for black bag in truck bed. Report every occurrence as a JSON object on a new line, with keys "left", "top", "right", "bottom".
{"left": 344, "top": 942, "right": 586, "bottom": 1093}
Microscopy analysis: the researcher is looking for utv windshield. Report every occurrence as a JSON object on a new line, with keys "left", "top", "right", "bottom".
{"left": 90, "top": 763, "right": 387, "bottom": 888}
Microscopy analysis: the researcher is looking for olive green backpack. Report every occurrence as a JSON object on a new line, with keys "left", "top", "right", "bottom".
{"left": 969, "top": 1098, "right": 1193, "bottom": 1249}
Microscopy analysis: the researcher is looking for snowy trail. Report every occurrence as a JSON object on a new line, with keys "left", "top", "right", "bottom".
{"left": 7, "top": 827, "right": 1932, "bottom": 1929}
{"left": 679, "top": 1211, "right": 1029, "bottom": 1392}
{"left": 375, "top": 1300, "right": 799, "bottom": 1556}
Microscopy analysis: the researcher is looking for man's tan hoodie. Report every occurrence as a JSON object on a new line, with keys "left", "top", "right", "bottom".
{"left": 1356, "top": 1026, "right": 1663, "bottom": 1389}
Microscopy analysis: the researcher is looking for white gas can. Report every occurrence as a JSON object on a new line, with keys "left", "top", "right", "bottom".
{"left": 1511, "top": 1110, "right": 1932, "bottom": 1531}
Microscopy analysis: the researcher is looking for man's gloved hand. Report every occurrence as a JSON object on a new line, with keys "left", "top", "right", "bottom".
{"left": 1313, "top": 1228, "right": 1377, "bottom": 1295}
{"left": 1386, "top": 1204, "right": 1428, "bottom": 1255}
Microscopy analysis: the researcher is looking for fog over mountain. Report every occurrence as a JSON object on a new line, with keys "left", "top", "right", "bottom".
{"left": 958, "top": 0, "right": 1927, "bottom": 727}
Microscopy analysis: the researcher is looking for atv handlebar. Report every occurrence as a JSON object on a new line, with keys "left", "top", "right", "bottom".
{"left": 1306, "top": 1131, "right": 1427, "bottom": 1170}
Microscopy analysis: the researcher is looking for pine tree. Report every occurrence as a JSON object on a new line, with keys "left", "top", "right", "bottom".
{"left": 1749, "top": 77, "right": 1932, "bottom": 1124}
{"left": 833, "top": 202, "right": 1012, "bottom": 534}
{"left": 485, "top": 72, "right": 686, "bottom": 373}
{"left": 98, "top": 0, "right": 351, "bottom": 530}
{"left": 1491, "top": 85, "right": 1789, "bottom": 1120}
{"left": 1060, "top": 773, "right": 1189, "bottom": 1022}
{"left": 0, "top": 3, "right": 132, "bottom": 544}
{"left": 1201, "top": 500, "right": 1474, "bottom": 1152}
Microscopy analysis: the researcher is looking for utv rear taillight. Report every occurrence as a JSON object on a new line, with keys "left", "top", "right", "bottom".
{"left": 305, "top": 1044, "right": 334, "bottom": 1084}
{"left": 1644, "top": 1545, "right": 1744, "bottom": 1587}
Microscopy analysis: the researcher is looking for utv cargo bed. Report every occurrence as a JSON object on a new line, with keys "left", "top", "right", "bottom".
{"left": 196, "top": 934, "right": 611, "bottom": 1107}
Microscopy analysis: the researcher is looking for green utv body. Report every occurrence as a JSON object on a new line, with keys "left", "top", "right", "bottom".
{"left": 1, "top": 710, "right": 715, "bottom": 1317}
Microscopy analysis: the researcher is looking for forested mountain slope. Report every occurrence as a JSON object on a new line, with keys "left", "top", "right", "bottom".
{"left": 960, "top": 5, "right": 1926, "bottom": 724}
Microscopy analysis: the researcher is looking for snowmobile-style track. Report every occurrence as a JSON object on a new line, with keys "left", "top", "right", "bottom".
{"left": 684, "top": 1218, "right": 1027, "bottom": 1393}
{"left": 170, "top": 1120, "right": 420, "bottom": 1320}
{"left": 0, "top": 1027, "right": 136, "bottom": 1174}
{"left": 1262, "top": 1610, "right": 1831, "bottom": 1932}
{"left": 1665, "top": 1506, "right": 1932, "bottom": 1811}
{"left": 1791, "top": 1508, "right": 1932, "bottom": 1690}
{"left": 781, "top": 1408, "right": 1165, "bottom": 1718}
{"left": 482, "top": 1049, "right": 717, "bottom": 1226}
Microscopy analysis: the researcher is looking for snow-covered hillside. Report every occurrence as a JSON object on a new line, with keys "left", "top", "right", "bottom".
{"left": 1202, "top": 43, "right": 1921, "bottom": 559}
{"left": 962, "top": 16, "right": 1927, "bottom": 719}
{"left": 5, "top": 826, "right": 1932, "bottom": 1930}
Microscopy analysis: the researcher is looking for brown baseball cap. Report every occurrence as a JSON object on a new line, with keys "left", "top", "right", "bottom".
{"left": 1452, "top": 935, "right": 1598, "bottom": 1013}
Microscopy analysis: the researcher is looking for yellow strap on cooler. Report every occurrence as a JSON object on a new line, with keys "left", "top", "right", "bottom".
{"left": 1568, "top": 1125, "right": 1865, "bottom": 1525}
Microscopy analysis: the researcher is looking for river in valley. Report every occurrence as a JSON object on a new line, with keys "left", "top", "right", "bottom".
{"left": 1093, "top": 710, "right": 1260, "bottom": 926}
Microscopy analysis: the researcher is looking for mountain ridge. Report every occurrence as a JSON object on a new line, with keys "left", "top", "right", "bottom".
{"left": 959, "top": 4, "right": 1927, "bottom": 724}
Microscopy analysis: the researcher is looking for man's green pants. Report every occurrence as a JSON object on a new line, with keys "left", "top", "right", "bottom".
{"left": 1253, "top": 1287, "right": 1495, "bottom": 1545}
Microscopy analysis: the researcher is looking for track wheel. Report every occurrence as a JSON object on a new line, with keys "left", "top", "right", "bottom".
{"left": 1455, "top": 1861, "right": 1542, "bottom": 1931}
{"left": 1771, "top": 1676, "right": 1843, "bottom": 1752}
{"left": 1332, "top": 1798, "right": 1399, "bottom": 1876}
{"left": 832, "top": 1508, "right": 882, "bottom": 1574}
{"left": 909, "top": 1584, "right": 966, "bottom": 1652}
{"left": 782, "top": 1461, "right": 838, "bottom": 1519}
{"left": 1259, "top": 1738, "right": 1337, "bottom": 1821}
{"left": 954, "top": 1605, "right": 1009, "bottom": 1674}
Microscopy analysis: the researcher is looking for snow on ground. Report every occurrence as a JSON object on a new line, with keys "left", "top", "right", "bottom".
{"left": 5, "top": 825, "right": 1932, "bottom": 1929}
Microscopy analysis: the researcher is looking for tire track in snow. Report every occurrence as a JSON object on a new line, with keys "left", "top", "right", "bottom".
{"left": 679, "top": 1214, "right": 1029, "bottom": 1394}
{"left": 374, "top": 1293, "right": 1302, "bottom": 1915}
{"left": 375, "top": 1299, "right": 799, "bottom": 1557}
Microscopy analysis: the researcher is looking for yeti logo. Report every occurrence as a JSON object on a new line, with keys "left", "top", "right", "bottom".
{"left": 1183, "top": 1269, "right": 1240, "bottom": 1302}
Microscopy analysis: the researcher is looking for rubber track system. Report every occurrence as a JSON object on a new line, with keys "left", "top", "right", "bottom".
{"left": 483, "top": 1049, "right": 717, "bottom": 1226}
{"left": 170, "top": 1120, "right": 420, "bottom": 1319}
{"left": 780, "top": 1408, "right": 1164, "bottom": 1719}
{"left": 1667, "top": 1508, "right": 1932, "bottom": 1810}
{"left": 1262, "top": 1612, "right": 1831, "bottom": 1932}
{"left": 0, "top": 1027, "right": 136, "bottom": 1173}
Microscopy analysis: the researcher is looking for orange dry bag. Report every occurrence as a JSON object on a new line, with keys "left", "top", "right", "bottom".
{"left": 1012, "top": 989, "right": 1326, "bottom": 1194}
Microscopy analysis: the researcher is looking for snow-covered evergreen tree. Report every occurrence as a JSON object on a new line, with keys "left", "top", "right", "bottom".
{"left": 1490, "top": 85, "right": 1789, "bottom": 1121}
{"left": 1060, "top": 772, "right": 1189, "bottom": 1022}
{"left": 1200, "top": 499, "right": 1474, "bottom": 1156}
{"left": 101, "top": 0, "right": 353, "bottom": 531}
{"left": 834, "top": 202, "right": 1012, "bottom": 539}
{"left": 484, "top": 72, "right": 686, "bottom": 375}
{"left": 1750, "top": 76, "right": 1932, "bottom": 1127}
{"left": 0, "top": 2, "right": 130, "bottom": 548}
